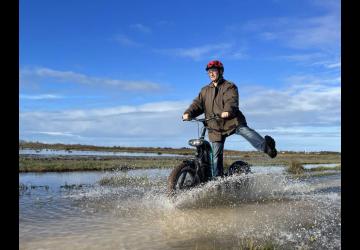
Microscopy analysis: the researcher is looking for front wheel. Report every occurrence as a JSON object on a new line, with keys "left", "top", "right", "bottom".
{"left": 167, "top": 162, "right": 200, "bottom": 195}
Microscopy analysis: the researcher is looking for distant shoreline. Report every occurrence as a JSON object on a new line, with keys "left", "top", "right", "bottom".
{"left": 19, "top": 155, "right": 341, "bottom": 173}
{"left": 19, "top": 142, "right": 341, "bottom": 173}
{"left": 19, "top": 141, "right": 341, "bottom": 156}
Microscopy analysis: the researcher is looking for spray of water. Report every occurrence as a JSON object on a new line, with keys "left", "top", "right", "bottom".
{"left": 20, "top": 170, "right": 340, "bottom": 249}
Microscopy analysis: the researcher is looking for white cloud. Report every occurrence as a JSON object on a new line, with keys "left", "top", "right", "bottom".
{"left": 20, "top": 100, "right": 194, "bottom": 147}
{"left": 283, "top": 74, "right": 340, "bottom": 86}
{"left": 20, "top": 94, "right": 63, "bottom": 100}
{"left": 228, "top": 50, "right": 248, "bottom": 60}
{"left": 276, "top": 52, "right": 327, "bottom": 63}
{"left": 20, "top": 76, "right": 341, "bottom": 151}
{"left": 225, "top": 2, "right": 340, "bottom": 70}
{"left": 114, "top": 34, "right": 143, "bottom": 47}
{"left": 156, "top": 20, "right": 174, "bottom": 26}
{"left": 154, "top": 43, "right": 237, "bottom": 61}
{"left": 36, "top": 131, "right": 79, "bottom": 137}
{"left": 130, "top": 23, "right": 151, "bottom": 34}
{"left": 271, "top": 52, "right": 340, "bottom": 71}
{"left": 239, "top": 75, "right": 340, "bottom": 128}
{"left": 325, "top": 62, "right": 341, "bottom": 69}
{"left": 239, "top": 0, "right": 340, "bottom": 51}
{"left": 256, "top": 126, "right": 340, "bottom": 137}
{"left": 286, "top": 14, "right": 340, "bottom": 49}
{"left": 311, "top": 0, "right": 340, "bottom": 11}
{"left": 20, "top": 67, "right": 163, "bottom": 92}
{"left": 154, "top": 43, "right": 248, "bottom": 61}
{"left": 245, "top": 13, "right": 340, "bottom": 50}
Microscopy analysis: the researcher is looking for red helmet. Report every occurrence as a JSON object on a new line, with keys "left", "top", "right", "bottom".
{"left": 206, "top": 60, "right": 224, "bottom": 72}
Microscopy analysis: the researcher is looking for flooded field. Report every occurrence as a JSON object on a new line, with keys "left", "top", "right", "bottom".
{"left": 19, "top": 148, "right": 186, "bottom": 157}
{"left": 19, "top": 166, "right": 341, "bottom": 250}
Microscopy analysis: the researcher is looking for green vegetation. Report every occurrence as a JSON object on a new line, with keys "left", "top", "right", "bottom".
{"left": 286, "top": 160, "right": 305, "bottom": 174}
{"left": 60, "top": 183, "right": 91, "bottom": 189}
{"left": 285, "top": 162, "right": 341, "bottom": 174}
{"left": 98, "top": 175, "right": 163, "bottom": 187}
{"left": 19, "top": 141, "right": 341, "bottom": 158}
{"left": 308, "top": 164, "right": 341, "bottom": 171}
{"left": 19, "top": 183, "right": 49, "bottom": 193}
{"left": 19, "top": 183, "right": 28, "bottom": 191}
{"left": 304, "top": 171, "right": 340, "bottom": 177}
{"left": 236, "top": 238, "right": 278, "bottom": 250}
{"left": 19, "top": 141, "right": 341, "bottom": 172}
{"left": 285, "top": 161, "right": 341, "bottom": 179}
{"left": 19, "top": 156, "right": 184, "bottom": 172}
{"left": 19, "top": 141, "right": 195, "bottom": 155}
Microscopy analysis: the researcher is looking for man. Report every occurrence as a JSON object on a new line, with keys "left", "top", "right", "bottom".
{"left": 182, "top": 60, "right": 277, "bottom": 177}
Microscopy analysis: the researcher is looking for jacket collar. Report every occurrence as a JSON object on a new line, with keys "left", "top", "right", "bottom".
{"left": 209, "top": 77, "right": 225, "bottom": 88}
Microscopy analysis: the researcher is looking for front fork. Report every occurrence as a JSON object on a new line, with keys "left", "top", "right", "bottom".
{"left": 195, "top": 145, "right": 215, "bottom": 179}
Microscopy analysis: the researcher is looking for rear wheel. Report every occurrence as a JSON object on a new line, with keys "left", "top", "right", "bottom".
{"left": 227, "top": 160, "right": 251, "bottom": 176}
{"left": 226, "top": 160, "right": 251, "bottom": 191}
{"left": 167, "top": 162, "right": 200, "bottom": 195}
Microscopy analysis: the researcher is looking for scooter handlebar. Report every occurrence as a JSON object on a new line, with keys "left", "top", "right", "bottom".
{"left": 183, "top": 115, "right": 221, "bottom": 123}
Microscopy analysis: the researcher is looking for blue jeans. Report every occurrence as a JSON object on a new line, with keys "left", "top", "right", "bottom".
{"left": 211, "top": 142, "right": 224, "bottom": 177}
{"left": 211, "top": 125, "right": 266, "bottom": 177}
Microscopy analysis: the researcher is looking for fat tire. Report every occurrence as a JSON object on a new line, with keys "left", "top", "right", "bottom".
{"left": 167, "top": 162, "right": 199, "bottom": 195}
{"left": 227, "top": 160, "right": 251, "bottom": 176}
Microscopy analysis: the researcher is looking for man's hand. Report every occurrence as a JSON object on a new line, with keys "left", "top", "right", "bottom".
{"left": 221, "top": 112, "right": 230, "bottom": 118}
{"left": 182, "top": 113, "right": 191, "bottom": 121}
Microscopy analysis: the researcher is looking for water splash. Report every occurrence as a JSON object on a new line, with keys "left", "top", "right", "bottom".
{"left": 20, "top": 169, "right": 341, "bottom": 250}
{"left": 166, "top": 173, "right": 305, "bottom": 209}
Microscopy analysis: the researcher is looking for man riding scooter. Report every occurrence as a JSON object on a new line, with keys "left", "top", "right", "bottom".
{"left": 182, "top": 60, "right": 277, "bottom": 177}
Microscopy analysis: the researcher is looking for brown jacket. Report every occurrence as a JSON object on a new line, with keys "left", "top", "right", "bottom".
{"left": 184, "top": 78, "right": 247, "bottom": 142}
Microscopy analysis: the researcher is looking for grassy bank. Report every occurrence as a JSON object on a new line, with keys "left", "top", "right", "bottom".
{"left": 285, "top": 160, "right": 341, "bottom": 178}
{"left": 19, "top": 141, "right": 340, "bottom": 172}
{"left": 19, "top": 151, "right": 341, "bottom": 172}
{"left": 19, "top": 141, "right": 340, "bottom": 157}
{"left": 19, "top": 141, "right": 196, "bottom": 155}
{"left": 19, "top": 156, "right": 184, "bottom": 172}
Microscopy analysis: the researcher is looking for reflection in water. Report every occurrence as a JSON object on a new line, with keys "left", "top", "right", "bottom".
{"left": 19, "top": 167, "right": 341, "bottom": 250}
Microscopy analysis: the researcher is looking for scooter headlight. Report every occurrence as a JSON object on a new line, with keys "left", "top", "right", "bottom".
{"left": 188, "top": 139, "right": 204, "bottom": 147}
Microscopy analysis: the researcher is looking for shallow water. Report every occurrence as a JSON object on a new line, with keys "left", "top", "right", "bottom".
{"left": 19, "top": 166, "right": 341, "bottom": 250}
{"left": 19, "top": 148, "right": 185, "bottom": 157}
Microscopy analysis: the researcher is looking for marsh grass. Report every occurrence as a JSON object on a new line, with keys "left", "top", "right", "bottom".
{"left": 98, "top": 175, "right": 163, "bottom": 187}
{"left": 287, "top": 160, "right": 305, "bottom": 174}
{"left": 223, "top": 151, "right": 340, "bottom": 167}
{"left": 19, "top": 156, "right": 184, "bottom": 172}
{"left": 60, "top": 183, "right": 92, "bottom": 189}
{"left": 20, "top": 141, "right": 340, "bottom": 158}
{"left": 294, "top": 171, "right": 341, "bottom": 180}
{"left": 236, "top": 238, "right": 277, "bottom": 250}
{"left": 19, "top": 183, "right": 27, "bottom": 190}
{"left": 19, "top": 183, "right": 50, "bottom": 195}
{"left": 284, "top": 162, "right": 341, "bottom": 181}
{"left": 19, "top": 146, "right": 340, "bottom": 172}
{"left": 286, "top": 161, "right": 341, "bottom": 178}
{"left": 20, "top": 141, "right": 195, "bottom": 155}
{"left": 307, "top": 164, "right": 341, "bottom": 171}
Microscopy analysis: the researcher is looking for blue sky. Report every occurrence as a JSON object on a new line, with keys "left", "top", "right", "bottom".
{"left": 19, "top": 0, "right": 341, "bottom": 152}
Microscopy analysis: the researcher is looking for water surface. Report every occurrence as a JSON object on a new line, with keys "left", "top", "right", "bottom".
{"left": 19, "top": 165, "right": 340, "bottom": 249}
{"left": 19, "top": 148, "right": 186, "bottom": 157}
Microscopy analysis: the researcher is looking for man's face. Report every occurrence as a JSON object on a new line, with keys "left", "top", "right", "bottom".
{"left": 207, "top": 68, "right": 220, "bottom": 82}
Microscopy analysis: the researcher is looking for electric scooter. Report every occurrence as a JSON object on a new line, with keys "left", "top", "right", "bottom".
{"left": 167, "top": 115, "right": 251, "bottom": 195}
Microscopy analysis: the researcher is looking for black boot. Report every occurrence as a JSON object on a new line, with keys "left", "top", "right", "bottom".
{"left": 264, "top": 135, "right": 277, "bottom": 158}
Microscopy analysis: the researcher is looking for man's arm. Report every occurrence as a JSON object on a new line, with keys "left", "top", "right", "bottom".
{"left": 183, "top": 91, "right": 204, "bottom": 119}
{"left": 223, "top": 84, "right": 239, "bottom": 117}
